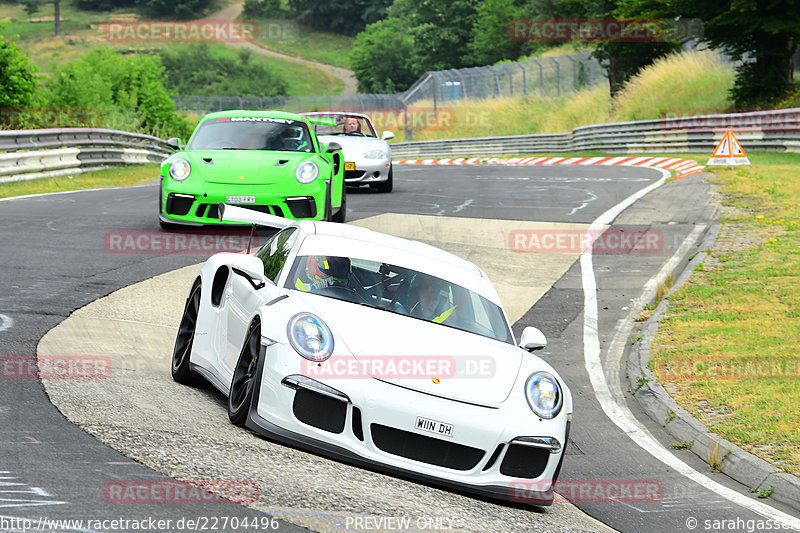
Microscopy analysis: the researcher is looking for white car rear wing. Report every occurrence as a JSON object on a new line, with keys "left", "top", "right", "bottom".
{"left": 218, "top": 203, "right": 292, "bottom": 229}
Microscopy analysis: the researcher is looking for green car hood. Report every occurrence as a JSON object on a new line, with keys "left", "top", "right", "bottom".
{"left": 184, "top": 150, "right": 320, "bottom": 185}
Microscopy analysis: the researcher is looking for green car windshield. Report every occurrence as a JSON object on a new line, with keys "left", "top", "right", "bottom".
{"left": 188, "top": 117, "right": 314, "bottom": 152}
{"left": 285, "top": 255, "right": 513, "bottom": 344}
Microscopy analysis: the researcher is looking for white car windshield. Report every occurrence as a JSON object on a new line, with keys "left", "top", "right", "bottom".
{"left": 285, "top": 255, "right": 513, "bottom": 344}
{"left": 309, "top": 114, "right": 377, "bottom": 138}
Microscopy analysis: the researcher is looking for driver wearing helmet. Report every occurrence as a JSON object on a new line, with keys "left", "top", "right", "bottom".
{"left": 295, "top": 256, "right": 351, "bottom": 292}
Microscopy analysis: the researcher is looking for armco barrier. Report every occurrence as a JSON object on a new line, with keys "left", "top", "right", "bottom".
{"left": 389, "top": 108, "right": 800, "bottom": 158}
{"left": 0, "top": 128, "right": 171, "bottom": 184}
{"left": 2, "top": 109, "right": 798, "bottom": 183}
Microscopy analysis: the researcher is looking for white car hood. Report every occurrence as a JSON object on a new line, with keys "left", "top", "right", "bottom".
{"left": 317, "top": 135, "right": 389, "bottom": 159}
{"left": 289, "top": 292, "right": 523, "bottom": 406}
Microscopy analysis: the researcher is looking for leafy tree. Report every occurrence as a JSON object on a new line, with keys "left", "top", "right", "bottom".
{"left": 0, "top": 26, "right": 38, "bottom": 110}
{"left": 465, "top": 0, "right": 527, "bottom": 65}
{"left": 350, "top": 17, "right": 417, "bottom": 92}
{"left": 663, "top": 0, "right": 800, "bottom": 108}
{"left": 528, "top": 0, "right": 679, "bottom": 95}
{"left": 41, "top": 47, "right": 191, "bottom": 138}
{"left": 390, "top": 0, "right": 482, "bottom": 71}
{"left": 288, "top": 0, "right": 392, "bottom": 35}
{"left": 243, "top": 0, "right": 282, "bottom": 18}
{"left": 74, "top": 0, "right": 136, "bottom": 10}
{"left": 143, "top": 0, "right": 214, "bottom": 19}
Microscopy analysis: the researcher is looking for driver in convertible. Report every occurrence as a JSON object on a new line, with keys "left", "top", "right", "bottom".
{"left": 343, "top": 117, "right": 361, "bottom": 135}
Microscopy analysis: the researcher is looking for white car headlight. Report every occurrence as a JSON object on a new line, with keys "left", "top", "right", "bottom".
{"left": 295, "top": 161, "right": 319, "bottom": 184}
{"left": 169, "top": 158, "right": 191, "bottom": 181}
{"left": 363, "top": 149, "right": 387, "bottom": 159}
{"left": 524, "top": 371, "right": 563, "bottom": 419}
{"left": 287, "top": 312, "right": 334, "bottom": 362}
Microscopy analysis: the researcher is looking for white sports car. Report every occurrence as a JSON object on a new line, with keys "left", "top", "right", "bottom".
{"left": 303, "top": 112, "right": 394, "bottom": 193}
{"left": 171, "top": 204, "right": 572, "bottom": 505}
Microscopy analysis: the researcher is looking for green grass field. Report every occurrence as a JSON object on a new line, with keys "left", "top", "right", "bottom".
{"left": 3, "top": 3, "right": 343, "bottom": 96}
{"left": 251, "top": 18, "right": 355, "bottom": 69}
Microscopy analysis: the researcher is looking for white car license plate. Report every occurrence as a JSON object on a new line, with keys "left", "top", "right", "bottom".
{"left": 415, "top": 416, "right": 453, "bottom": 438}
{"left": 226, "top": 196, "right": 255, "bottom": 204}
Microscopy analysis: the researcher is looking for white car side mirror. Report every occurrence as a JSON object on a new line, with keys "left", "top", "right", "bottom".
{"left": 382, "top": 131, "right": 395, "bottom": 141}
{"left": 519, "top": 327, "right": 547, "bottom": 352}
{"left": 231, "top": 255, "right": 269, "bottom": 288}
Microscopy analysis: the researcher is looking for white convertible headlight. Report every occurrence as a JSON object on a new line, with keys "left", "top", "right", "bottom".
{"left": 295, "top": 161, "right": 319, "bottom": 184}
{"left": 525, "top": 372, "right": 563, "bottom": 419}
{"left": 168, "top": 158, "right": 191, "bottom": 181}
{"left": 362, "top": 149, "right": 387, "bottom": 159}
{"left": 287, "top": 312, "right": 333, "bottom": 362}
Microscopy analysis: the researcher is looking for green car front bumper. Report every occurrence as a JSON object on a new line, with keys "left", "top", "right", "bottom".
{"left": 160, "top": 177, "right": 330, "bottom": 226}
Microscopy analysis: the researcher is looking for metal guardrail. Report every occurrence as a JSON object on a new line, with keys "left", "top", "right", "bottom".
{"left": 390, "top": 108, "right": 800, "bottom": 158}
{"left": 2, "top": 109, "right": 798, "bottom": 183}
{"left": 0, "top": 128, "right": 171, "bottom": 184}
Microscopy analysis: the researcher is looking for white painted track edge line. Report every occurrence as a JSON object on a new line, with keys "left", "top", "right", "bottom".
{"left": 581, "top": 168, "right": 800, "bottom": 529}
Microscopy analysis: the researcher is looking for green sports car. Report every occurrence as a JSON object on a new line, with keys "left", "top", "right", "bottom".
{"left": 159, "top": 110, "right": 346, "bottom": 228}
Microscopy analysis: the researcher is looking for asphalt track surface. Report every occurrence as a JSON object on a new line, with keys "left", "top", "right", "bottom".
{"left": 1, "top": 164, "right": 798, "bottom": 532}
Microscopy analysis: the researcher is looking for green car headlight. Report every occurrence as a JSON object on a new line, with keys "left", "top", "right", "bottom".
{"left": 295, "top": 161, "right": 319, "bottom": 184}
{"left": 169, "top": 158, "right": 191, "bottom": 181}
{"left": 363, "top": 149, "right": 387, "bottom": 159}
{"left": 287, "top": 312, "right": 334, "bottom": 362}
{"left": 524, "top": 371, "right": 563, "bottom": 419}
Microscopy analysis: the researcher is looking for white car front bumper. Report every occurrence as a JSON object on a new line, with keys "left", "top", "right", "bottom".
{"left": 246, "top": 342, "right": 569, "bottom": 505}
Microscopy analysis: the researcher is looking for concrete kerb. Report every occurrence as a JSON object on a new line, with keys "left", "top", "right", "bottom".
{"left": 627, "top": 220, "right": 800, "bottom": 512}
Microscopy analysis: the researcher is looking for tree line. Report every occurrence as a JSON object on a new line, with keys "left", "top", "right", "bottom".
{"left": 334, "top": 0, "right": 798, "bottom": 109}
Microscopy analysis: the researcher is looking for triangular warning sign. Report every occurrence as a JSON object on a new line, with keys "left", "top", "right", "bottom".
{"left": 707, "top": 130, "right": 750, "bottom": 166}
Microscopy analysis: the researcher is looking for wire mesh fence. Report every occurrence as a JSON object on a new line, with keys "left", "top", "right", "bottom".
{"left": 173, "top": 52, "right": 608, "bottom": 117}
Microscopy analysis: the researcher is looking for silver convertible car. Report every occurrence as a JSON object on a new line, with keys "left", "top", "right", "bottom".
{"left": 304, "top": 112, "right": 394, "bottom": 192}
{"left": 171, "top": 204, "right": 573, "bottom": 505}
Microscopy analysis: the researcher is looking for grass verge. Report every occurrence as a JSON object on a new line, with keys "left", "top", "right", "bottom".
{"left": 0, "top": 165, "right": 160, "bottom": 199}
{"left": 251, "top": 18, "right": 355, "bottom": 69}
{"left": 648, "top": 151, "right": 800, "bottom": 476}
